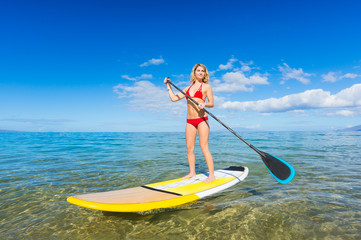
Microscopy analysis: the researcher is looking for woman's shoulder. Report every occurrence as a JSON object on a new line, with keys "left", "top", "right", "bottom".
{"left": 183, "top": 85, "right": 191, "bottom": 92}
{"left": 203, "top": 82, "right": 212, "bottom": 89}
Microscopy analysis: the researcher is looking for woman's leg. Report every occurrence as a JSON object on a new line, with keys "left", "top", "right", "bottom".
{"left": 198, "top": 121, "right": 215, "bottom": 183}
{"left": 184, "top": 123, "right": 197, "bottom": 178}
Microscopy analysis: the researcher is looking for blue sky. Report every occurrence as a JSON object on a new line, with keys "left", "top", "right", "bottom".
{"left": 1, "top": 0, "right": 361, "bottom": 132}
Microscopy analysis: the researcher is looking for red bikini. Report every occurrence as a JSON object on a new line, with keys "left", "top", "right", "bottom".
{"left": 187, "top": 116, "right": 209, "bottom": 128}
{"left": 186, "top": 83, "right": 208, "bottom": 128}
{"left": 186, "top": 83, "right": 204, "bottom": 100}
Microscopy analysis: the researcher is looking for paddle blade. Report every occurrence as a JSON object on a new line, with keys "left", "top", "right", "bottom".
{"left": 259, "top": 151, "right": 295, "bottom": 184}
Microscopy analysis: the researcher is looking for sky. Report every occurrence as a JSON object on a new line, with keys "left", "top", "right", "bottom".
{"left": 1, "top": 0, "right": 361, "bottom": 132}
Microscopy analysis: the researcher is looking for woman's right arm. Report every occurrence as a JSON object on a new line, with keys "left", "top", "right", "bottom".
{"left": 164, "top": 77, "right": 186, "bottom": 102}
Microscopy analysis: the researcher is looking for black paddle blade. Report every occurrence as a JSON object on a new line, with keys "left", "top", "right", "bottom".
{"left": 259, "top": 151, "right": 295, "bottom": 184}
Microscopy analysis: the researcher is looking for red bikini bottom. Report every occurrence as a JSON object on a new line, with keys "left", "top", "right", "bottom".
{"left": 187, "top": 116, "right": 208, "bottom": 128}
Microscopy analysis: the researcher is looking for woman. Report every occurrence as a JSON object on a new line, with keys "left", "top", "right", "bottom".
{"left": 164, "top": 63, "right": 215, "bottom": 183}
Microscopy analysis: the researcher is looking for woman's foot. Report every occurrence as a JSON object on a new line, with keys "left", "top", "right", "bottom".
{"left": 182, "top": 173, "right": 196, "bottom": 179}
{"left": 203, "top": 175, "right": 215, "bottom": 183}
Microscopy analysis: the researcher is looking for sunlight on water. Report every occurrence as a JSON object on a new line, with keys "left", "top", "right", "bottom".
{"left": 1, "top": 131, "right": 360, "bottom": 239}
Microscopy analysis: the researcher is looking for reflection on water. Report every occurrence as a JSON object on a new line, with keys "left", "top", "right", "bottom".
{"left": 0, "top": 131, "right": 360, "bottom": 239}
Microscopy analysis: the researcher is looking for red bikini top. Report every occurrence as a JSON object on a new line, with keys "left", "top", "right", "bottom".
{"left": 186, "top": 83, "right": 204, "bottom": 100}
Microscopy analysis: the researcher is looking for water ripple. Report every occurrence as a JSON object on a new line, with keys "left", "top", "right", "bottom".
{"left": 0, "top": 131, "right": 360, "bottom": 239}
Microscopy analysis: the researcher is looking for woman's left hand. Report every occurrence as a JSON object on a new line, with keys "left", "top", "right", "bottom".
{"left": 198, "top": 103, "right": 206, "bottom": 109}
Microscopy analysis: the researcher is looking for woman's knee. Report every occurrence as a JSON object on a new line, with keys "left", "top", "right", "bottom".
{"left": 187, "top": 144, "right": 195, "bottom": 153}
{"left": 200, "top": 143, "right": 209, "bottom": 153}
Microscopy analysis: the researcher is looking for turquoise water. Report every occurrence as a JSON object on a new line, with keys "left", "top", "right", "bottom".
{"left": 1, "top": 131, "right": 360, "bottom": 239}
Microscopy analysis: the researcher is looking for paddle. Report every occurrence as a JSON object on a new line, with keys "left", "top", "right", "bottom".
{"left": 167, "top": 79, "right": 295, "bottom": 184}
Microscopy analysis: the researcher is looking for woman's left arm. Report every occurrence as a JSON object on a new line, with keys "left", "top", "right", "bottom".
{"left": 199, "top": 84, "right": 214, "bottom": 109}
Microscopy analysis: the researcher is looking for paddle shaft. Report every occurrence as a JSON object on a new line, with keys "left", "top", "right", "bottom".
{"left": 167, "top": 80, "right": 265, "bottom": 158}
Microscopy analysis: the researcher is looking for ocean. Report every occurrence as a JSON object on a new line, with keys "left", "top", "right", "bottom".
{"left": 1, "top": 131, "right": 360, "bottom": 239}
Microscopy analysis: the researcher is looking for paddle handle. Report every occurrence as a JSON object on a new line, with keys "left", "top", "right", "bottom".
{"left": 167, "top": 80, "right": 264, "bottom": 157}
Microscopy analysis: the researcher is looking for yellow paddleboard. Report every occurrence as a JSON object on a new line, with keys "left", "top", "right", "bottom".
{"left": 67, "top": 166, "right": 248, "bottom": 212}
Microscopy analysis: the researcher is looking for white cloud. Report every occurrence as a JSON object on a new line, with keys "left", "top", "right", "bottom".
{"left": 288, "top": 110, "right": 309, "bottom": 117}
{"left": 241, "top": 65, "right": 251, "bottom": 72}
{"left": 113, "top": 81, "right": 186, "bottom": 115}
{"left": 324, "top": 109, "right": 357, "bottom": 117}
{"left": 140, "top": 57, "right": 165, "bottom": 67}
{"left": 121, "top": 74, "right": 153, "bottom": 81}
{"left": 120, "top": 75, "right": 136, "bottom": 81}
{"left": 321, "top": 71, "right": 340, "bottom": 83}
{"left": 278, "top": 63, "right": 312, "bottom": 84}
{"left": 342, "top": 73, "right": 360, "bottom": 79}
{"left": 218, "top": 57, "right": 238, "bottom": 70}
{"left": 322, "top": 71, "right": 361, "bottom": 82}
{"left": 218, "top": 59, "right": 258, "bottom": 72}
{"left": 213, "top": 71, "right": 269, "bottom": 92}
{"left": 219, "top": 83, "right": 361, "bottom": 113}
{"left": 239, "top": 61, "right": 256, "bottom": 72}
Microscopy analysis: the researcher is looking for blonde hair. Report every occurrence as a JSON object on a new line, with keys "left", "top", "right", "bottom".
{"left": 190, "top": 63, "right": 210, "bottom": 83}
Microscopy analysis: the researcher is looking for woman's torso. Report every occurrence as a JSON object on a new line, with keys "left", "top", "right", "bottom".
{"left": 186, "top": 83, "right": 207, "bottom": 119}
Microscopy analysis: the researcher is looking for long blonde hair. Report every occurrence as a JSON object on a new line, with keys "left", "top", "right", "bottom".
{"left": 190, "top": 63, "right": 210, "bottom": 84}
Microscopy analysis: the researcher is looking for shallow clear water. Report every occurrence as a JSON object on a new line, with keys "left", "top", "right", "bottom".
{"left": 0, "top": 131, "right": 360, "bottom": 239}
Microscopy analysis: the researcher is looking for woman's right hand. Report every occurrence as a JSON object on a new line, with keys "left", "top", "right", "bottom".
{"left": 164, "top": 77, "right": 170, "bottom": 85}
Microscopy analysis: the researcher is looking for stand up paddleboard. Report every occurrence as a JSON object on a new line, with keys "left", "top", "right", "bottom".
{"left": 67, "top": 166, "right": 248, "bottom": 212}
